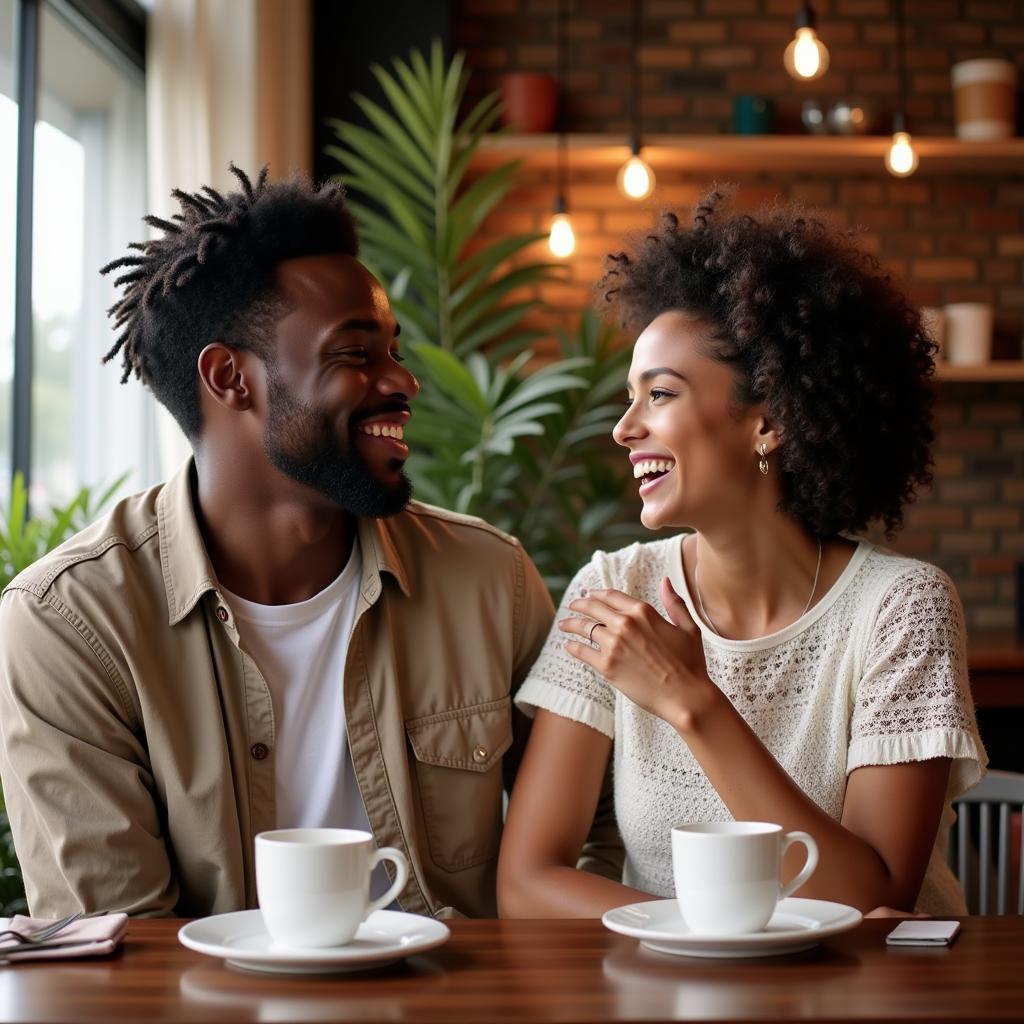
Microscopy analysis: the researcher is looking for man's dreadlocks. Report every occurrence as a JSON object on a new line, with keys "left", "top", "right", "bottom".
{"left": 100, "top": 163, "right": 358, "bottom": 441}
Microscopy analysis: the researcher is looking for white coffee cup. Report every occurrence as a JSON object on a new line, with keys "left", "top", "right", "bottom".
{"left": 672, "top": 821, "right": 819, "bottom": 935}
{"left": 944, "top": 302, "right": 993, "bottom": 366}
{"left": 255, "top": 828, "right": 409, "bottom": 948}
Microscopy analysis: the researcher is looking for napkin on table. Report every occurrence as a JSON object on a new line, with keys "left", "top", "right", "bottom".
{"left": 0, "top": 913, "right": 129, "bottom": 961}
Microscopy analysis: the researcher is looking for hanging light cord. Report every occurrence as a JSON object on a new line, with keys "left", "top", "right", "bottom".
{"left": 556, "top": 0, "right": 569, "bottom": 202}
{"left": 894, "top": 0, "right": 908, "bottom": 124}
{"left": 629, "top": 0, "right": 641, "bottom": 151}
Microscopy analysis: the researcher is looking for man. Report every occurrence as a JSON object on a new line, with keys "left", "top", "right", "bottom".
{"left": 0, "top": 165, "right": 616, "bottom": 918}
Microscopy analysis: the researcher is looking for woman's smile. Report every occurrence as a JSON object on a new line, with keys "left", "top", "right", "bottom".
{"left": 631, "top": 454, "right": 678, "bottom": 495}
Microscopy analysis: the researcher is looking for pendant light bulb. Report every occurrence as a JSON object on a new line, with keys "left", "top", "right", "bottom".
{"left": 784, "top": 6, "right": 829, "bottom": 81}
{"left": 549, "top": 198, "right": 575, "bottom": 258}
{"left": 885, "top": 130, "right": 919, "bottom": 177}
{"left": 617, "top": 149, "right": 655, "bottom": 201}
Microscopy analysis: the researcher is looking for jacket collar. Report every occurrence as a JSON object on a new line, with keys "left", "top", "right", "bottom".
{"left": 357, "top": 514, "right": 412, "bottom": 600}
{"left": 157, "top": 459, "right": 412, "bottom": 625}
{"left": 157, "top": 460, "right": 221, "bottom": 626}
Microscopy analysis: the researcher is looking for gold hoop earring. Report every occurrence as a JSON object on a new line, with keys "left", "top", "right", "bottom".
{"left": 758, "top": 443, "right": 769, "bottom": 475}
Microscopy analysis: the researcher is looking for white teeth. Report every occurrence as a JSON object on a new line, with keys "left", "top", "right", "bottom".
{"left": 360, "top": 423, "right": 404, "bottom": 440}
{"left": 632, "top": 459, "right": 675, "bottom": 479}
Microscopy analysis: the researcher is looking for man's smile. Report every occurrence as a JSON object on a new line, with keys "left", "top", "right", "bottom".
{"left": 359, "top": 422, "right": 405, "bottom": 440}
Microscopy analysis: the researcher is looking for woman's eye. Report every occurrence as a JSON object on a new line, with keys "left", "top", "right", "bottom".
{"left": 649, "top": 388, "right": 674, "bottom": 401}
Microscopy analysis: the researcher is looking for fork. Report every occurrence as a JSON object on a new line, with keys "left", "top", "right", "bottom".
{"left": 0, "top": 911, "right": 84, "bottom": 946}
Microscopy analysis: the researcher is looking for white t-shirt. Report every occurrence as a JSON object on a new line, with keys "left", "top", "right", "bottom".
{"left": 222, "top": 543, "right": 367, "bottom": 831}
{"left": 515, "top": 538, "right": 987, "bottom": 915}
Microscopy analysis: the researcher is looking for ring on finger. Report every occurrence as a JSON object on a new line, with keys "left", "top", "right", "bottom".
{"left": 587, "top": 621, "right": 603, "bottom": 644}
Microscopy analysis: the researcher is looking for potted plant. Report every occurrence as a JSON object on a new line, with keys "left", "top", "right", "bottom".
{"left": 325, "top": 41, "right": 645, "bottom": 594}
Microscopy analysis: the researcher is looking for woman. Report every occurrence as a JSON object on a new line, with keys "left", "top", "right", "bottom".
{"left": 498, "top": 191, "right": 986, "bottom": 918}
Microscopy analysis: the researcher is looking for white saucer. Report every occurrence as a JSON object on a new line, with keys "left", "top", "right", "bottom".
{"left": 602, "top": 897, "right": 862, "bottom": 959}
{"left": 178, "top": 909, "right": 450, "bottom": 974}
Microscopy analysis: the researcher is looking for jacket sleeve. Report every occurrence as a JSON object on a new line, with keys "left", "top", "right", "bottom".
{"left": 506, "top": 544, "right": 625, "bottom": 882}
{"left": 0, "top": 588, "right": 179, "bottom": 917}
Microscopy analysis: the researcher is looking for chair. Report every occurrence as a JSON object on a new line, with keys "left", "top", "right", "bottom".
{"left": 950, "top": 770, "right": 1024, "bottom": 914}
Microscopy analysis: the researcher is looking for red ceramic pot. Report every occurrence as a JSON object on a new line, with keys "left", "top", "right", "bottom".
{"left": 499, "top": 72, "right": 558, "bottom": 133}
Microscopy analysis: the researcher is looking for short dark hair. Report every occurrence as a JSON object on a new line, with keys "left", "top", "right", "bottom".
{"left": 598, "top": 189, "right": 936, "bottom": 537}
{"left": 101, "top": 163, "right": 359, "bottom": 441}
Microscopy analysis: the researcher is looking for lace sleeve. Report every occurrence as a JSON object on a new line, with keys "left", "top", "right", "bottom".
{"left": 513, "top": 558, "right": 617, "bottom": 739}
{"left": 848, "top": 563, "right": 986, "bottom": 795}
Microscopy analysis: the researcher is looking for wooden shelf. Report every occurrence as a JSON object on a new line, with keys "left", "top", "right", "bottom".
{"left": 475, "top": 133, "right": 1024, "bottom": 173}
{"left": 935, "top": 361, "right": 1024, "bottom": 381}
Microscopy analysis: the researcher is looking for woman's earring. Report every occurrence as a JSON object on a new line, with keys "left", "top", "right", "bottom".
{"left": 758, "top": 443, "right": 769, "bottom": 475}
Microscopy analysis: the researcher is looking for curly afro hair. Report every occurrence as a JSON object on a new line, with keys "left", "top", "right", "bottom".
{"left": 101, "top": 163, "right": 358, "bottom": 442}
{"left": 597, "top": 188, "right": 936, "bottom": 538}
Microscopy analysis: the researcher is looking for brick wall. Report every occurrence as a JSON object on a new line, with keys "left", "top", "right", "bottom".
{"left": 900, "top": 383, "right": 1024, "bottom": 631}
{"left": 454, "top": 0, "right": 1024, "bottom": 137}
{"left": 453, "top": 1, "right": 1024, "bottom": 632}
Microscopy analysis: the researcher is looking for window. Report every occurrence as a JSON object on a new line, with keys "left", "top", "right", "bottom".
{"left": 32, "top": 3, "right": 154, "bottom": 506}
{"left": 0, "top": 0, "right": 16, "bottom": 508}
{"left": 4, "top": 0, "right": 155, "bottom": 512}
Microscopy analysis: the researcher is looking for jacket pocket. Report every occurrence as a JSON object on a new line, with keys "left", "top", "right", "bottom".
{"left": 405, "top": 696, "right": 513, "bottom": 872}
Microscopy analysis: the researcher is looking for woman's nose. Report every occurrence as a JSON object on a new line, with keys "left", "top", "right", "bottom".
{"left": 613, "top": 402, "right": 643, "bottom": 448}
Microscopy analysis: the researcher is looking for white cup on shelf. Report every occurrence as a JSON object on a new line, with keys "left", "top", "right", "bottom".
{"left": 672, "top": 821, "right": 819, "bottom": 935}
{"left": 943, "top": 303, "right": 993, "bottom": 366}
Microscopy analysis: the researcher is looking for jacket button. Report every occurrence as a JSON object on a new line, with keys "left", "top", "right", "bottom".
{"left": 216, "top": 606, "right": 229, "bottom": 623}
{"left": 251, "top": 743, "right": 270, "bottom": 761}
{"left": 472, "top": 745, "right": 488, "bottom": 763}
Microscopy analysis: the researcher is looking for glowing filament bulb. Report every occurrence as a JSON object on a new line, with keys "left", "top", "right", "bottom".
{"left": 885, "top": 131, "right": 919, "bottom": 177}
{"left": 548, "top": 213, "right": 575, "bottom": 258}
{"left": 617, "top": 154, "right": 655, "bottom": 201}
{"left": 784, "top": 26, "right": 829, "bottom": 81}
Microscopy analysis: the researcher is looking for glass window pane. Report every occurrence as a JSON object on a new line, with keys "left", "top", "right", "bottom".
{"left": 0, "top": 0, "right": 16, "bottom": 509}
{"left": 32, "top": 2, "right": 155, "bottom": 510}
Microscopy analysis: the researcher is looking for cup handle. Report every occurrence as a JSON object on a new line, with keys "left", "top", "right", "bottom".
{"left": 779, "top": 830, "right": 819, "bottom": 900}
{"left": 365, "top": 846, "right": 409, "bottom": 918}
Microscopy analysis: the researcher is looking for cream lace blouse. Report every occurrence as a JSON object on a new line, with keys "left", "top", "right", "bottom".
{"left": 515, "top": 538, "right": 987, "bottom": 914}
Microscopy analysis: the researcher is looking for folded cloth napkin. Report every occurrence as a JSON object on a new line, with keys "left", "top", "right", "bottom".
{"left": 0, "top": 913, "right": 129, "bottom": 961}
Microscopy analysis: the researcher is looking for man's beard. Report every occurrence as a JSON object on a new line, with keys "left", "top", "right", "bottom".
{"left": 262, "top": 373, "right": 411, "bottom": 518}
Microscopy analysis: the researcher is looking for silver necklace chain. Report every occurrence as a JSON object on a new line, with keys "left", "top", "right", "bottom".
{"left": 694, "top": 536, "right": 823, "bottom": 637}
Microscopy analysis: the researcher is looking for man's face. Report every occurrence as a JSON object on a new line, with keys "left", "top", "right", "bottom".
{"left": 261, "top": 252, "right": 419, "bottom": 517}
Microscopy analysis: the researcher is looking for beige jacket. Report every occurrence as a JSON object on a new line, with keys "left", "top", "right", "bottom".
{"left": 0, "top": 461, "right": 611, "bottom": 918}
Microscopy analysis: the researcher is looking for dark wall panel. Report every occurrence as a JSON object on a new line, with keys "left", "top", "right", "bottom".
{"left": 312, "top": 0, "right": 451, "bottom": 185}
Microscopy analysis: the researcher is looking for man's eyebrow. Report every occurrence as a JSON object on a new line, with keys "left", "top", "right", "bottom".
{"left": 625, "top": 366, "right": 688, "bottom": 389}
{"left": 327, "top": 318, "right": 401, "bottom": 338}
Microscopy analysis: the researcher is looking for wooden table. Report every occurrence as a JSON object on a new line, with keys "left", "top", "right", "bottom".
{"left": 0, "top": 917, "right": 1021, "bottom": 1023}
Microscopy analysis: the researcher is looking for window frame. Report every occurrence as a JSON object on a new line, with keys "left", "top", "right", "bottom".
{"left": 10, "top": 0, "right": 145, "bottom": 499}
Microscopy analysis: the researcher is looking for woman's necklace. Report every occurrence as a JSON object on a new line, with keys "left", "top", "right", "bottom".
{"left": 693, "top": 536, "right": 823, "bottom": 638}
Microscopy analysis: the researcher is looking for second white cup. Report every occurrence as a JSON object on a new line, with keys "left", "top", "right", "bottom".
{"left": 672, "top": 821, "right": 818, "bottom": 935}
{"left": 255, "top": 828, "right": 409, "bottom": 948}
{"left": 944, "top": 302, "right": 993, "bottom": 366}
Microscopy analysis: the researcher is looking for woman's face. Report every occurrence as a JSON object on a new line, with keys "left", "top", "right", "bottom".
{"left": 612, "top": 310, "right": 766, "bottom": 532}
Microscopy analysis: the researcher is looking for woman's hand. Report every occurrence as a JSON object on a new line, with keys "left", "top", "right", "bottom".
{"left": 559, "top": 578, "right": 719, "bottom": 734}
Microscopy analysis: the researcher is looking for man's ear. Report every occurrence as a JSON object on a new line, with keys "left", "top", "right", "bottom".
{"left": 197, "top": 343, "right": 256, "bottom": 413}
{"left": 751, "top": 414, "right": 782, "bottom": 456}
